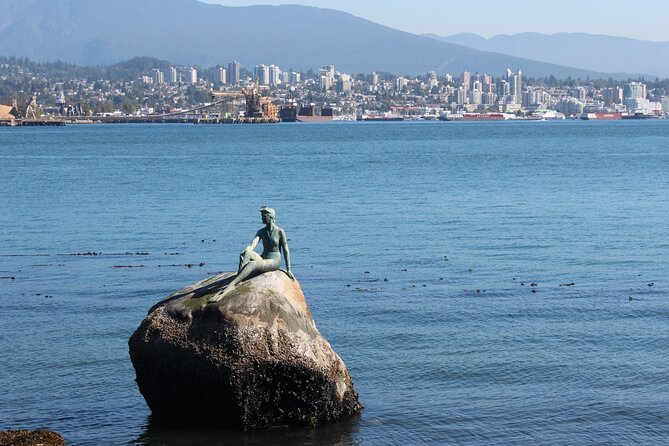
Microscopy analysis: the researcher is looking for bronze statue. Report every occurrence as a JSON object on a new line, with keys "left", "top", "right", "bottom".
{"left": 208, "top": 207, "right": 294, "bottom": 303}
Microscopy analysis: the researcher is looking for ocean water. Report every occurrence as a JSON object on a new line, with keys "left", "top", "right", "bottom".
{"left": 1, "top": 121, "right": 668, "bottom": 445}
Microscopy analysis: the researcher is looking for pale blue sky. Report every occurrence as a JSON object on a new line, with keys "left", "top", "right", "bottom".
{"left": 199, "top": 0, "right": 669, "bottom": 41}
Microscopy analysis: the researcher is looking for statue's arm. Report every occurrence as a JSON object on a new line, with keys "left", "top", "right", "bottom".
{"left": 238, "top": 233, "right": 261, "bottom": 272}
{"left": 247, "top": 233, "right": 261, "bottom": 251}
{"left": 279, "top": 229, "right": 295, "bottom": 280}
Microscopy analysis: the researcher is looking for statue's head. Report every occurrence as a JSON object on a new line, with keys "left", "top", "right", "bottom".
{"left": 260, "top": 207, "right": 275, "bottom": 223}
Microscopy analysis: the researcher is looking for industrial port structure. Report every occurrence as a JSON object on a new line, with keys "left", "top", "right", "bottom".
{"left": 1, "top": 80, "right": 280, "bottom": 126}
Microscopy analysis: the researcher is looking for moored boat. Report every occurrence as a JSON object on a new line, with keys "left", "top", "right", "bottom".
{"left": 296, "top": 104, "right": 334, "bottom": 123}
{"left": 579, "top": 112, "right": 622, "bottom": 120}
{"left": 439, "top": 112, "right": 512, "bottom": 121}
{"left": 362, "top": 114, "right": 404, "bottom": 121}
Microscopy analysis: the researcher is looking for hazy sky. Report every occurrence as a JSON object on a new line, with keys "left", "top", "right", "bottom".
{"left": 199, "top": 0, "right": 669, "bottom": 41}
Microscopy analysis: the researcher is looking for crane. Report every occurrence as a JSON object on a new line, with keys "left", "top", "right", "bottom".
{"left": 210, "top": 79, "right": 277, "bottom": 120}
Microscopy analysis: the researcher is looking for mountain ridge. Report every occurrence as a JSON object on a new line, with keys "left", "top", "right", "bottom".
{"left": 0, "top": 0, "right": 644, "bottom": 79}
{"left": 425, "top": 32, "right": 669, "bottom": 78}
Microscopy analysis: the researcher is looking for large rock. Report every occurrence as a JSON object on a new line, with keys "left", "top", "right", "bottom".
{"left": 129, "top": 271, "right": 362, "bottom": 430}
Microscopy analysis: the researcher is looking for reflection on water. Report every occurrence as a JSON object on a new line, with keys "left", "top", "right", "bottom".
{"left": 132, "top": 414, "right": 362, "bottom": 446}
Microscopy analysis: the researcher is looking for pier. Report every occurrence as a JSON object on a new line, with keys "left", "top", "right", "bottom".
{"left": 7, "top": 116, "right": 279, "bottom": 126}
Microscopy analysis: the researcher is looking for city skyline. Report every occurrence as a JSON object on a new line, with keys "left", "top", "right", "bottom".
{"left": 199, "top": 0, "right": 669, "bottom": 42}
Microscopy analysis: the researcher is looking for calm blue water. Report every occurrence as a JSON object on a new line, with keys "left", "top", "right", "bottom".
{"left": 1, "top": 121, "right": 669, "bottom": 445}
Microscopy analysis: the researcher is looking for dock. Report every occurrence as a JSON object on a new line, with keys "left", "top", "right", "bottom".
{"left": 6, "top": 116, "right": 279, "bottom": 126}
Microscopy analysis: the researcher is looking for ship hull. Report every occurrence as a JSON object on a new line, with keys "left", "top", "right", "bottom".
{"left": 296, "top": 116, "right": 334, "bottom": 123}
{"left": 439, "top": 113, "right": 507, "bottom": 121}
{"left": 580, "top": 112, "right": 622, "bottom": 120}
{"left": 362, "top": 116, "right": 404, "bottom": 121}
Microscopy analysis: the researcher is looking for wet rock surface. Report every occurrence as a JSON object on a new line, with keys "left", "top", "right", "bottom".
{"left": 129, "top": 271, "right": 362, "bottom": 430}
{"left": 0, "top": 430, "right": 67, "bottom": 446}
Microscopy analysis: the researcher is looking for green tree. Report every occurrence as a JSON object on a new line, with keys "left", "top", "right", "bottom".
{"left": 102, "top": 100, "right": 114, "bottom": 113}
{"left": 122, "top": 100, "right": 137, "bottom": 115}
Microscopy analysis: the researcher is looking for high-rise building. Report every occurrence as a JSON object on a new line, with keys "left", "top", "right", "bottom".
{"left": 497, "top": 80, "right": 510, "bottom": 99}
{"left": 169, "top": 67, "right": 178, "bottom": 84}
{"left": 320, "top": 75, "right": 332, "bottom": 91}
{"left": 503, "top": 68, "right": 523, "bottom": 104}
{"left": 189, "top": 68, "right": 197, "bottom": 85}
{"left": 573, "top": 86, "right": 587, "bottom": 102}
{"left": 228, "top": 61, "right": 241, "bottom": 85}
{"left": 522, "top": 90, "right": 537, "bottom": 107}
{"left": 461, "top": 71, "right": 471, "bottom": 102}
{"left": 151, "top": 68, "right": 164, "bottom": 85}
{"left": 505, "top": 69, "right": 513, "bottom": 81}
{"left": 396, "top": 76, "right": 408, "bottom": 92}
{"left": 509, "top": 69, "right": 522, "bottom": 104}
{"left": 453, "top": 87, "right": 464, "bottom": 105}
{"left": 216, "top": 67, "right": 227, "bottom": 84}
{"left": 320, "top": 65, "right": 335, "bottom": 91}
{"left": 482, "top": 92, "right": 495, "bottom": 106}
{"left": 482, "top": 74, "right": 493, "bottom": 94}
{"left": 604, "top": 87, "right": 623, "bottom": 105}
{"left": 426, "top": 71, "right": 438, "bottom": 89}
{"left": 625, "top": 82, "right": 646, "bottom": 99}
{"left": 337, "top": 73, "right": 352, "bottom": 92}
{"left": 254, "top": 64, "right": 270, "bottom": 85}
{"left": 289, "top": 71, "right": 301, "bottom": 84}
{"left": 538, "top": 91, "right": 552, "bottom": 107}
{"left": 469, "top": 90, "right": 482, "bottom": 105}
{"left": 268, "top": 65, "right": 281, "bottom": 86}
{"left": 322, "top": 65, "right": 335, "bottom": 80}
{"left": 371, "top": 72, "right": 380, "bottom": 85}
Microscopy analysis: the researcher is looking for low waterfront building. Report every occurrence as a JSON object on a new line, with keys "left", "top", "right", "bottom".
{"left": 0, "top": 103, "right": 19, "bottom": 124}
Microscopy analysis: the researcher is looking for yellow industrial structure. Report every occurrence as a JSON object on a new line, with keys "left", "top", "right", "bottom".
{"left": 210, "top": 80, "right": 277, "bottom": 120}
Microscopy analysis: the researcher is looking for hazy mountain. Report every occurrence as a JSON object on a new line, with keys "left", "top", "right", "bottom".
{"left": 425, "top": 32, "right": 669, "bottom": 78}
{"left": 0, "top": 0, "right": 634, "bottom": 79}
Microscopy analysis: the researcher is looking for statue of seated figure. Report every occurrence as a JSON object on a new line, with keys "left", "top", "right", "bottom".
{"left": 208, "top": 207, "right": 294, "bottom": 303}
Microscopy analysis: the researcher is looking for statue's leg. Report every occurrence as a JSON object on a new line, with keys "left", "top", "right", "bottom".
{"left": 239, "top": 249, "right": 262, "bottom": 272}
{"left": 208, "top": 258, "right": 279, "bottom": 303}
{"left": 208, "top": 262, "right": 257, "bottom": 303}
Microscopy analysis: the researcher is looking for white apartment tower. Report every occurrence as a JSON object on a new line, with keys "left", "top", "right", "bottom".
{"left": 216, "top": 67, "right": 227, "bottom": 84}
{"left": 508, "top": 69, "right": 522, "bottom": 104}
{"left": 320, "top": 65, "right": 335, "bottom": 91}
{"left": 626, "top": 82, "right": 646, "bottom": 99}
{"left": 254, "top": 65, "right": 270, "bottom": 85}
{"left": 461, "top": 70, "right": 471, "bottom": 102}
{"left": 268, "top": 65, "right": 281, "bottom": 86}
{"left": 151, "top": 68, "right": 164, "bottom": 85}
